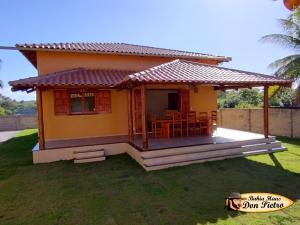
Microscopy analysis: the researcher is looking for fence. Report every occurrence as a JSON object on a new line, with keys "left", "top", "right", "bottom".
{"left": 1, "top": 110, "right": 299, "bottom": 138}
{"left": 0, "top": 115, "right": 37, "bottom": 131}
{"left": 218, "top": 108, "right": 300, "bottom": 138}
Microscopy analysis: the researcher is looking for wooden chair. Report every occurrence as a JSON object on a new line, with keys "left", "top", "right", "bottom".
{"left": 198, "top": 112, "right": 209, "bottom": 135}
{"left": 171, "top": 112, "right": 183, "bottom": 137}
{"left": 187, "top": 111, "right": 197, "bottom": 136}
{"left": 151, "top": 114, "right": 162, "bottom": 138}
{"left": 211, "top": 111, "right": 217, "bottom": 135}
{"left": 164, "top": 110, "right": 174, "bottom": 119}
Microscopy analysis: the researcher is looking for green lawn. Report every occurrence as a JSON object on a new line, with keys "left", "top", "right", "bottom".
{"left": 0, "top": 129, "right": 300, "bottom": 225}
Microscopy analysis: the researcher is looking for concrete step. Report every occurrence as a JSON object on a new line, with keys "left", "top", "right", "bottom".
{"left": 241, "top": 141, "right": 282, "bottom": 151}
{"left": 242, "top": 140, "right": 281, "bottom": 147}
{"left": 143, "top": 147, "right": 245, "bottom": 167}
{"left": 73, "top": 148, "right": 105, "bottom": 164}
{"left": 144, "top": 147, "right": 286, "bottom": 171}
{"left": 74, "top": 150, "right": 105, "bottom": 159}
{"left": 141, "top": 137, "right": 276, "bottom": 159}
{"left": 142, "top": 141, "right": 282, "bottom": 167}
{"left": 74, "top": 156, "right": 106, "bottom": 164}
{"left": 243, "top": 147, "right": 286, "bottom": 156}
{"left": 74, "top": 148, "right": 104, "bottom": 154}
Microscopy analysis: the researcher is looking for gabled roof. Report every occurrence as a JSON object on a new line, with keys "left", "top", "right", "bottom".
{"left": 9, "top": 68, "right": 134, "bottom": 91}
{"left": 16, "top": 42, "right": 231, "bottom": 67}
{"left": 119, "top": 59, "right": 292, "bottom": 86}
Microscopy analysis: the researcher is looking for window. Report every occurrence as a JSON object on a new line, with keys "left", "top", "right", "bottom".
{"left": 168, "top": 92, "right": 179, "bottom": 110}
{"left": 70, "top": 92, "right": 96, "bottom": 114}
{"left": 54, "top": 89, "right": 111, "bottom": 115}
{"left": 84, "top": 93, "right": 96, "bottom": 112}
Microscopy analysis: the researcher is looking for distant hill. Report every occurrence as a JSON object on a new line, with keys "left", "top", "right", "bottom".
{"left": 0, "top": 95, "right": 36, "bottom": 116}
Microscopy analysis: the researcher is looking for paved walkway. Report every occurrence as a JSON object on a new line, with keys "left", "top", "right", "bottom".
{"left": 0, "top": 131, "right": 20, "bottom": 143}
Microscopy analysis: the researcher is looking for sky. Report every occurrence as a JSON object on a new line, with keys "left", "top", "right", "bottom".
{"left": 0, "top": 0, "right": 294, "bottom": 101}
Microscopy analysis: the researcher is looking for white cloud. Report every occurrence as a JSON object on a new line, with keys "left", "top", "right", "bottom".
{"left": 0, "top": 86, "right": 36, "bottom": 101}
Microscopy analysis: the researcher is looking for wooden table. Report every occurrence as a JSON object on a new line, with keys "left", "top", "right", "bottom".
{"left": 154, "top": 119, "right": 171, "bottom": 139}
{"left": 160, "top": 120, "right": 172, "bottom": 138}
{"left": 156, "top": 119, "right": 187, "bottom": 139}
{"left": 154, "top": 116, "right": 212, "bottom": 139}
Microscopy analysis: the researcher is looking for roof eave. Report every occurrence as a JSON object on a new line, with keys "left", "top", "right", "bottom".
{"left": 19, "top": 50, "right": 37, "bottom": 68}
{"left": 10, "top": 84, "right": 117, "bottom": 92}
{"left": 16, "top": 46, "right": 231, "bottom": 64}
{"left": 115, "top": 80, "right": 292, "bottom": 88}
{"left": 10, "top": 79, "right": 292, "bottom": 92}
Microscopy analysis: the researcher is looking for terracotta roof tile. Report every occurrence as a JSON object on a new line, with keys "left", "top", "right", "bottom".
{"left": 120, "top": 59, "right": 292, "bottom": 86}
{"left": 9, "top": 68, "right": 134, "bottom": 91}
{"left": 16, "top": 42, "right": 230, "bottom": 62}
{"left": 9, "top": 60, "right": 292, "bottom": 92}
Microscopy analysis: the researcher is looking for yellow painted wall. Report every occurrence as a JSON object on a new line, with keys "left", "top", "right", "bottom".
{"left": 36, "top": 51, "right": 218, "bottom": 75}
{"left": 36, "top": 51, "right": 218, "bottom": 140}
{"left": 145, "top": 84, "right": 217, "bottom": 114}
{"left": 190, "top": 85, "right": 217, "bottom": 114}
{"left": 42, "top": 89, "right": 128, "bottom": 140}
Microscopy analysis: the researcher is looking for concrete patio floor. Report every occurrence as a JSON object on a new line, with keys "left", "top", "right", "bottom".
{"left": 133, "top": 128, "right": 269, "bottom": 150}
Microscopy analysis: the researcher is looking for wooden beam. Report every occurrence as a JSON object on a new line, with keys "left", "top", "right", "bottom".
{"left": 263, "top": 86, "right": 269, "bottom": 138}
{"left": 214, "top": 85, "right": 252, "bottom": 90}
{"left": 128, "top": 89, "right": 134, "bottom": 143}
{"left": 141, "top": 85, "right": 149, "bottom": 150}
{"left": 36, "top": 88, "right": 45, "bottom": 150}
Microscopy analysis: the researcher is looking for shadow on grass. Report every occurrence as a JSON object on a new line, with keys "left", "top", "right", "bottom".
{"left": 269, "top": 153, "right": 284, "bottom": 170}
{"left": 0, "top": 132, "right": 37, "bottom": 180}
{"left": 0, "top": 132, "right": 300, "bottom": 225}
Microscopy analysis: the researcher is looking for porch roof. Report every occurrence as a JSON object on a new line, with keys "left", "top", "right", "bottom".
{"left": 9, "top": 59, "right": 292, "bottom": 92}
{"left": 9, "top": 68, "right": 135, "bottom": 91}
{"left": 120, "top": 59, "right": 292, "bottom": 87}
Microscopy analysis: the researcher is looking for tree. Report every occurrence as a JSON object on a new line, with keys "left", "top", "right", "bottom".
{"left": 0, "top": 58, "right": 2, "bottom": 88}
{"left": 217, "top": 88, "right": 295, "bottom": 109}
{"left": 261, "top": 7, "right": 300, "bottom": 79}
{"left": 0, "top": 94, "right": 36, "bottom": 116}
{"left": 269, "top": 88, "right": 296, "bottom": 107}
{"left": 261, "top": 7, "right": 300, "bottom": 105}
{"left": 218, "top": 89, "right": 263, "bottom": 109}
{"left": 0, "top": 106, "right": 4, "bottom": 116}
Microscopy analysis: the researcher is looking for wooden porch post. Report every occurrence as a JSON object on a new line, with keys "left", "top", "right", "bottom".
{"left": 263, "top": 85, "right": 269, "bottom": 138}
{"left": 141, "top": 85, "right": 149, "bottom": 150}
{"left": 36, "top": 88, "right": 45, "bottom": 150}
{"left": 128, "top": 89, "right": 134, "bottom": 143}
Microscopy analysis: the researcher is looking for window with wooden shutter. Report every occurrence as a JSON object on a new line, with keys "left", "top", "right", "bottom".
{"left": 54, "top": 90, "right": 70, "bottom": 115}
{"left": 95, "top": 90, "right": 111, "bottom": 113}
{"left": 70, "top": 92, "right": 96, "bottom": 114}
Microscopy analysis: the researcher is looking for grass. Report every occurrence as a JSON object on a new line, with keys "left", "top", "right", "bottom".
{"left": 0, "top": 129, "right": 300, "bottom": 225}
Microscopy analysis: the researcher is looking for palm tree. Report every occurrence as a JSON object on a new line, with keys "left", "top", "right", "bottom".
{"left": 261, "top": 7, "right": 300, "bottom": 79}
{"left": 261, "top": 7, "right": 300, "bottom": 104}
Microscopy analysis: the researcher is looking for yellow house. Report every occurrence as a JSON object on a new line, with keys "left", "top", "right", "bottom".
{"left": 9, "top": 42, "right": 292, "bottom": 171}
